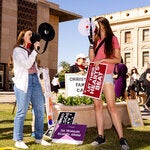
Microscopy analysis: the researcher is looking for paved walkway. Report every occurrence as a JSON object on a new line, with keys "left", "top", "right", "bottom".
{"left": 140, "top": 105, "right": 150, "bottom": 120}
{"left": 0, "top": 89, "right": 65, "bottom": 103}
{"left": 0, "top": 92, "right": 16, "bottom": 103}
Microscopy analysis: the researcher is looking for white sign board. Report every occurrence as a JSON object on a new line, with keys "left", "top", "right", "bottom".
{"left": 65, "top": 74, "right": 86, "bottom": 97}
{"left": 42, "top": 68, "right": 53, "bottom": 128}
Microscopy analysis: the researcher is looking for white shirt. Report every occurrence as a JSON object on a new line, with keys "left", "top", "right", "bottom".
{"left": 51, "top": 77, "right": 59, "bottom": 86}
{"left": 12, "top": 46, "right": 38, "bottom": 93}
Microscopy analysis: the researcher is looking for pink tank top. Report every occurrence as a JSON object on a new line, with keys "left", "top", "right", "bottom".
{"left": 94, "top": 36, "right": 120, "bottom": 74}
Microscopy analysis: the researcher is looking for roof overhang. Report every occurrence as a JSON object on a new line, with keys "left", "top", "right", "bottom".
{"left": 50, "top": 8, "right": 82, "bottom": 22}
{"left": 38, "top": 0, "right": 82, "bottom": 22}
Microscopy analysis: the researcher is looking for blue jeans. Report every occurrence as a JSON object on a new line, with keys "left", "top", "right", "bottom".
{"left": 13, "top": 73, "right": 45, "bottom": 141}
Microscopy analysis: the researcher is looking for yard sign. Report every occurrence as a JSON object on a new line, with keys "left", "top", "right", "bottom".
{"left": 65, "top": 73, "right": 86, "bottom": 96}
{"left": 126, "top": 99, "right": 144, "bottom": 127}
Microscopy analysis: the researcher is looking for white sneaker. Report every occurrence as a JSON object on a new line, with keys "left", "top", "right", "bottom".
{"left": 35, "top": 139, "right": 51, "bottom": 146}
{"left": 15, "top": 141, "right": 28, "bottom": 149}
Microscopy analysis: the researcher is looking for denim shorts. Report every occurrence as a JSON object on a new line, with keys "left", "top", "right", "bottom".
{"left": 104, "top": 74, "right": 113, "bottom": 84}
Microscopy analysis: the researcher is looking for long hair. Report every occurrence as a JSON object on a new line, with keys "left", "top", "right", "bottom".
{"left": 13, "top": 29, "right": 30, "bottom": 48}
{"left": 8, "top": 29, "right": 32, "bottom": 69}
{"left": 131, "top": 68, "right": 139, "bottom": 75}
{"left": 94, "top": 17, "right": 114, "bottom": 58}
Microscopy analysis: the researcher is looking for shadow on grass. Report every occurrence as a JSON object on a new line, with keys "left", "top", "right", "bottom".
{"left": 0, "top": 120, "right": 14, "bottom": 124}
{"left": 0, "top": 122, "right": 150, "bottom": 150}
{"left": 0, "top": 123, "right": 32, "bottom": 140}
{"left": 142, "top": 119, "right": 150, "bottom": 126}
{"left": 83, "top": 123, "right": 150, "bottom": 150}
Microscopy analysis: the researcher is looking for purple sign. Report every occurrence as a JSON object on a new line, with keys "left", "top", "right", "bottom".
{"left": 52, "top": 124, "right": 87, "bottom": 145}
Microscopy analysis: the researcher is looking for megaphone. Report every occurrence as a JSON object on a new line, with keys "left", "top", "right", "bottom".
{"left": 30, "top": 22, "right": 55, "bottom": 54}
{"left": 78, "top": 18, "right": 95, "bottom": 36}
{"left": 38, "top": 22, "right": 55, "bottom": 42}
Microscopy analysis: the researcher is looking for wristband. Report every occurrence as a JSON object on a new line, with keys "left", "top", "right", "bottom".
{"left": 35, "top": 49, "right": 39, "bottom": 54}
{"left": 89, "top": 45, "right": 94, "bottom": 49}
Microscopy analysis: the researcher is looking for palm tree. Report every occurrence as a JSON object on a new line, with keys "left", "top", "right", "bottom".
{"left": 58, "top": 61, "right": 70, "bottom": 88}
{"left": 59, "top": 61, "right": 70, "bottom": 73}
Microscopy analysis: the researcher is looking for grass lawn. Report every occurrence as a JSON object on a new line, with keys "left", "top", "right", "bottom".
{"left": 0, "top": 103, "right": 150, "bottom": 150}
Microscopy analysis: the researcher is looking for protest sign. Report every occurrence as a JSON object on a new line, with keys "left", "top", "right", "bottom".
{"left": 42, "top": 68, "right": 54, "bottom": 138}
{"left": 42, "top": 68, "right": 53, "bottom": 128}
{"left": 83, "top": 62, "right": 107, "bottom": 99}
{"left": 126, "top": 99, "right": 144, "bottom": 127}
{"left": 52, "top": 124, "right": 87, "bottom": 145}
{"left": 57, "top": 112, "right": 76, "bottom": 124}
{"left": 65, "top": 74, "right": 86, "bottom": 96}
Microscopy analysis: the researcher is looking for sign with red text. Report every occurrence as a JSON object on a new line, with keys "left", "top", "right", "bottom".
{"left": 65, "top": 74, "right": 86, "bottom": 97}
{"left": 83, "top": 62, "right": 107, "bottom": 99}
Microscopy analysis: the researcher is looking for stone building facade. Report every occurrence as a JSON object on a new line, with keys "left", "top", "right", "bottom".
{"left": 94, "top": 6, "right": 150, "bottom": 74}
{"left": 0, "top": 0, "right": 81, "bottom": 91}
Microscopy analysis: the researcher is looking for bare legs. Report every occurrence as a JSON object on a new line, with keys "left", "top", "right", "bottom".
{"left": 94, "top": 83, "right": 123, "bottom": 139}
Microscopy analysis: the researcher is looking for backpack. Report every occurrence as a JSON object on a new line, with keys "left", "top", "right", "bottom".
{"left": 139, "top": 72, "right": 146, "bottom": 83}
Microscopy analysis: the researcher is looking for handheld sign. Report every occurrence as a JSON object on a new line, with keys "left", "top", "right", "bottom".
{"left": 42, "top": 68, "right": 53, "bottom": 128}
{"left": 42, "top": 68, "right": 54, "bottom": 138}
{"left": 83, "top": 62, "right": 107, "bottom": 99}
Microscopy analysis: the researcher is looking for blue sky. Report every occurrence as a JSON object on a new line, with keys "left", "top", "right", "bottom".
{"left": 48, "top": 0, "right": 150, "bottom": 67}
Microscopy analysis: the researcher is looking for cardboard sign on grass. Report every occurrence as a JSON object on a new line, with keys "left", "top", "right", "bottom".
{"left": 126, "top": 99, "right": 144, "bottom": 127}
{"left": 83, "top": 62, "right": 107, "bottom": 99}
{"left": 52, "top": 124, "right": 87, "bottom": 145}
{"left": 57, "top": 112, "right": 76, "bottom": 124}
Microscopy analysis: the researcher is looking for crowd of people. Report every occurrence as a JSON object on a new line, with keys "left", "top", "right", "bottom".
{"left": 10, "top": 16, "right": 150, "bottom": 150}
{"left": 113, "top": 62, "right": 150, "bottom": 110}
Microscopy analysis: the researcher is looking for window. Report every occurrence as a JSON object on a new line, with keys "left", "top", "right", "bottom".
{"left": 142, "top": 51, "right": 149, "bottom": 67}
{"left": 125, "top": 53, "right": 130, "bottom": 67}
{"left": 143, "top": 29, "right": 149, "bottom": 41}
{"left": 125, "top": 31, "right": 131, "bottom": 43}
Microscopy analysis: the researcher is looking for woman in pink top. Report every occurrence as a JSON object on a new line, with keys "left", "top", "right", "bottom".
{"left": 89, "top": 17, "right": 129, "bottom": 150}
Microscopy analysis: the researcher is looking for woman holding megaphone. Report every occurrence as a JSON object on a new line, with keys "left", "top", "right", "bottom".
{"left": 12, "top": 29, "right": 51, "bottom": 149}
{"left": 89, "top": 17, "right": 129, "bottom": 150}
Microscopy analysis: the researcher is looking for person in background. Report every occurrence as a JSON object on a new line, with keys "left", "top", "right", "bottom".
{"left": 141, "top": 68, "right": 150, "bottom": 111}
{"left": 12, "top": 29, "right": 51, "bottom": 149}
{"left": 113, "top": 58, "right": 128, "bottom": 100}
{"left": 139, "top": 63, "right": 150, "bottom": 111}
{"left": 127, "top": 67, "right": 140, "bottom": 99}
{"left": 69, "top": 53, "right": 87, "bottom": 75}
{"left": 51, "top": 74, "right": 60, "bottom": 94}
{"left": 89, "top": 16, "right": 129, "bottom": 150}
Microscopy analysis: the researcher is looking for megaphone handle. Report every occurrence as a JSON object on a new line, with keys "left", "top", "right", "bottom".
{"left": 41, "top": 40, "right": 49, "bottom": 54}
